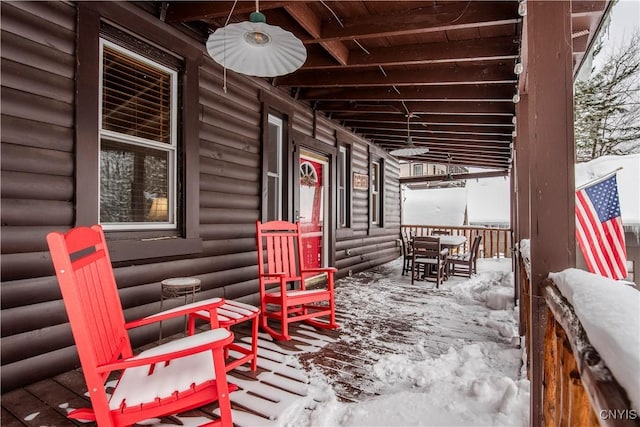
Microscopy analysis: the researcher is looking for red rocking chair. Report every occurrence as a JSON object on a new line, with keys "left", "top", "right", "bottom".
{"left": 46, "top": 225, "right": 236, "bottom": 427}
{"left": 256, "top": 220, "right": 339, "bottom": 341}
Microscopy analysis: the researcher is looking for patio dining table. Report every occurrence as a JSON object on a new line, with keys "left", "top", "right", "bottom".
{"left": 428, "top": 234, "right": 467, "bottom": 252}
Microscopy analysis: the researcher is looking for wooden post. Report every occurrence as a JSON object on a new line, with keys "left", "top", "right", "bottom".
{"left": 515, "top": 94, "right": 530, "bottom": 338}
{"left": 526, "top": 1, "right": 576, "bottom": 426}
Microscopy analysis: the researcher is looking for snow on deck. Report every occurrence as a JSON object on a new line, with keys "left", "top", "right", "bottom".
{"left": 2, "top": 258, "right": 530, "bottom": 426}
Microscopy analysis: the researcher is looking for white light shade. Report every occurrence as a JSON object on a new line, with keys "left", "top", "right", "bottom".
{"left": 389, "top": 147, "right": 429, "bottom": 157}
{"left": 207, "top": 21, "right": 307, "bottom": 77}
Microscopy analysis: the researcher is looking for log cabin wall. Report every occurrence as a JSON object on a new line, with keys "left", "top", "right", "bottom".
{"left": 0, "top": 1, "right": 400, "bottom": 391}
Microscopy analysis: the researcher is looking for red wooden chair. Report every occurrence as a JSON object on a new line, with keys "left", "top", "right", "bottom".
{"left": 255, "top": 220, "right": 339, "bottom": 341}
{"left": 46, "top": 225, "right": 236, "bottom": 427}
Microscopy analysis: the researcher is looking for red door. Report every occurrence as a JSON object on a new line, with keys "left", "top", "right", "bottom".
{"left": 299, "top": 152, "right": 327, "bottom": 269}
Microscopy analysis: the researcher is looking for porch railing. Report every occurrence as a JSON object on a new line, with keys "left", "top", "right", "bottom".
{"left": 519, "top": 240, "right": 636, "bottom": 427}
{"left": 540, "top": 278, "right": 637, "bottom": 427}
{"left": 401, "top": 224, "right": 512, "bottom": 258}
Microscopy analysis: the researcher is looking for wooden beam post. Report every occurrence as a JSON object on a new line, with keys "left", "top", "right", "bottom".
{"left": 515, "top": 94, "right": 530, "bottom": 338}
{"left": 526, "top": 1, "right": 576, "bottom": 426}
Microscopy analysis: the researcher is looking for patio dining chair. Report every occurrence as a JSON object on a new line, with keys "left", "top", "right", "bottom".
{"left": 256, "top": 220, "right": 339, "bottom": 341}
{"left": 449, "top": 234, "right": 483, "bottom": 277}
{"left": 411, "top": 236, "right": 448, "bottom": 288}
{"left": 400, "top": 232, "right": 413, "bottom": 276}
{"left": 46, "top": 225, "right": 235, "bottom": 427}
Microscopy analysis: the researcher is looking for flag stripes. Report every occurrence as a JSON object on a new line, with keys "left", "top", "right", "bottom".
{"left": 575, "top": 174, "right": 628, "bottom": 280}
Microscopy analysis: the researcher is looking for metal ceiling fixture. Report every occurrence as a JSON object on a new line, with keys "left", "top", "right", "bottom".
{"left": 445, "top": 154, "right": 456, "bottom": 181}
{"left": 206, "top": 0, "right": 307, "bottom": 78}
{"left": 389, "top": 113, "right": 430, "bottom": 157}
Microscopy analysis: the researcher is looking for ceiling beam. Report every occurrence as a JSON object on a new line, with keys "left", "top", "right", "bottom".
{"left": 368, "top": 132, "right": 512, "bottom": 144}
{"left": 317, "top": 101, "right": 515, "bottom": 115}
{"left": 571, "top": 0, "right": 607, "bottom": 16}
{"left": 393, "top": 154, "right": 509, "bottom": 168}
{"left": 277, "top": 62, "right": 517, "bottom": 87}
{"left": 337, "top": 114, "right": 514, "bottom": 126}
{"left": 302, "top": 36, "right": 519, "bottom": 69}
{"left": 284, "top": 3, "right": 349, "bottom": 66}
{"left": 350, "top": 123, "right": 513, "bottom": 135}
{"left": 400, "top": 170, "right": 509, "bottom": 184}
{"left": 349, "top": 123, "right": 512, "bottom": 138}
{"left": 300, "top": 84, "right": 516, "bottom": 101}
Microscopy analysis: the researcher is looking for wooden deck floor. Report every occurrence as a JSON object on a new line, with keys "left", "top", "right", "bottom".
{"left": 1, "top": 259, "right": 517, "bottom": 426}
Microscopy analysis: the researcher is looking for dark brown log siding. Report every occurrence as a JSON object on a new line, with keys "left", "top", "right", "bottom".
{"left": 0, "top": 1, "right": 400, "bottom": 391}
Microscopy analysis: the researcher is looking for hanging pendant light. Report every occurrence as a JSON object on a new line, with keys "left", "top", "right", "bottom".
{"left": 206, "top": 0, "right": 307, "bottom": 77}
{"left": 389, "top": 114, "right": 430, "bottom": 157}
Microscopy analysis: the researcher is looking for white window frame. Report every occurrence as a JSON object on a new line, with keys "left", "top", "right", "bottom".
{"left": 371, "top": 160, "right": 380, "bottom": 225}
{"left": 98, "top": 39, "right": 178, "bottom": 231}
{"left": 267, "top": 114, "right": 283, "bottom": 220}
{"left": 413, "top": 163, "right": 423, "bottom": 176}
{"left": 338, "top": 145, "right": 348, "bottom": 227}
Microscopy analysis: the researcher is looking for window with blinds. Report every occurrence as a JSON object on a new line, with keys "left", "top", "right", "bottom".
{"left": 99, "top": 39, "right": 177, "bottom": 230}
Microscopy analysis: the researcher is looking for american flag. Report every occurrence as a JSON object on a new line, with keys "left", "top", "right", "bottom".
{"left": 575, "top": 174, "right": 628, "bottom": 280}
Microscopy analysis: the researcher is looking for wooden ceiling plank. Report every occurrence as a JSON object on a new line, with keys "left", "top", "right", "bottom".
{"left": 166, "top": 1, "right": 292, "bottom": 23}
{"left": 309, "top": 1, "right": 519, "bottom": 42}
{"left": 277, "top": 62, "right": 516, "bottom": 87}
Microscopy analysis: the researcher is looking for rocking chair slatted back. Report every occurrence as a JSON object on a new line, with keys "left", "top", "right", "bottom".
{"left": 47, "top": 225, "right": 131, "bottom": 377}
{"left": 47, "top": 225, "right": 236, "bottom": 427}
{"left": 255, "top": 220, "right": 338, "bottom": 341}
{"left": 258, "top": 221, "right": 303, "bottom": 284}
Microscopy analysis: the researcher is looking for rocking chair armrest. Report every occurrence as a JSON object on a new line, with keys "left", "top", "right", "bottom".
{"left": 259, "top": 272, "right": 287, "bottom": 278}
{"left": 125, "top": 297, "right": 225, "bottom": 329}
{"left": 301, "top": 267, "right": 337, "bottom": 274}
{"left": 96, "top": 328, "right": 234, "bottom": 374}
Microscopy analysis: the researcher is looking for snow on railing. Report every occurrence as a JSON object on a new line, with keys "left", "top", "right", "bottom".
{"left": 543, "top": 269, "right": 639, "bottom": 426}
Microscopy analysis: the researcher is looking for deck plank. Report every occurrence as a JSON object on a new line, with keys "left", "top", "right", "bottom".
{"left": 1, "top": 388, "right": 75, "bottom": 426}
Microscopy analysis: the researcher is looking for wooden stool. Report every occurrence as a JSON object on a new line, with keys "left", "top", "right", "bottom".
{"left": 188, "top": 300, "right": 260, "bottom": 372}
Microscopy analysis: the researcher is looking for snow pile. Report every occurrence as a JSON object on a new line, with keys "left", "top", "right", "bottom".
{"left": 549, "top": 268, "right": 640, "bottom": 411}
{"left": 403, "top": 187, "right": 468, "bottom": 226}
{"left": 277, "top": 258, "right": 530, "bottom": 426}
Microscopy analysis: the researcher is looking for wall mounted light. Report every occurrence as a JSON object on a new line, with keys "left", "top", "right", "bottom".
{"left": 512, "top": 92, "right": 520, "bottom": 104}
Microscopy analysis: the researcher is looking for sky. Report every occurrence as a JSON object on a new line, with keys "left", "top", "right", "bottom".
{"left": 592, "top": 0, "right": 640, "bottom": 69}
